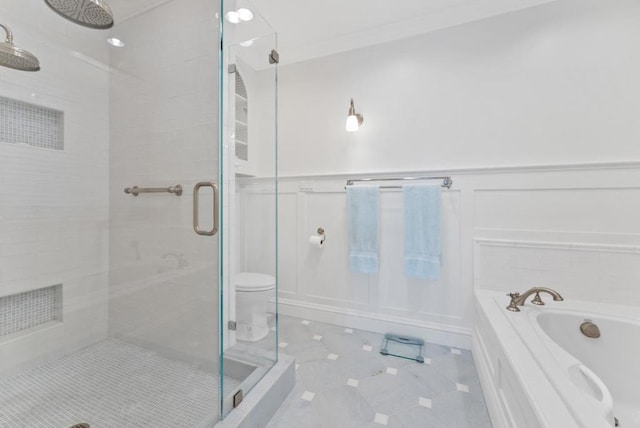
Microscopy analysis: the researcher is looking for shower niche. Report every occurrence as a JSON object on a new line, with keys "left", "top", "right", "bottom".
{"left": 0, "top": 284, "right": 62, "bottom": 343}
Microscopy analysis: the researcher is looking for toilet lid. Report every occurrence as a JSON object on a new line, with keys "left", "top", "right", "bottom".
{"left": 235, "top": 272, "right": 275, "bottom": 292}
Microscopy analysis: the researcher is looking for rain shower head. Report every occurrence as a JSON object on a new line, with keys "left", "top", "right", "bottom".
{"left": 0, "top": 24, "right": 41, "bottom": 72}
{"left": 44, "top": 0, "right": 114, "bottom": 29}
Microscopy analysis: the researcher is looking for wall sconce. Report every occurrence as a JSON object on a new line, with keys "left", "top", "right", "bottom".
{"left": 346, "top": 98, "right": 364, "bottom": 132}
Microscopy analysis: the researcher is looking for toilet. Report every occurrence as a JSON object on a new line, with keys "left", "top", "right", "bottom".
{"left": 235, "top": 272, "right": 276, "bottom": 342}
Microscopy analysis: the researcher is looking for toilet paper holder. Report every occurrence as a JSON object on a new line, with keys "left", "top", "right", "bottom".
{"left": 317, "top": 227, "right": 326, "bottom": 244}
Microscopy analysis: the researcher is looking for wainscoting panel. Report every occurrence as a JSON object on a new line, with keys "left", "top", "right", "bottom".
{"left": 475, "top": 187, "right": 640, "bottom": 235}
{"left": 372, "top": 189, "right": 463, "bottom": 323}
{"left": 240, "top": 163, "right": 640, "bottom": 349}
{"left": 301, "top": 192, "right": 369, "bottom": 308}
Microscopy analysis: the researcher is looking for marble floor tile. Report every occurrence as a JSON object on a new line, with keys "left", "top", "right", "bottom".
{"left": 431, "top": 389, "right": 492, "bottom": 428}
{"left": 374, "top": 412, "right": 389, "bottom": 425}
{"left": 312, "top": 385, "right": 376, "bottom": 428}
{"left": 419, "top": 397, "right": 432, "bottom": 408}
{"left": 265, "top": 315, "right": 492, "bottom": 428}
{"left": 431, "top": 353, "right": 482, "bottom": 386}
{"left": 301, "top": 391, "right": 316, "bottom": 402}
{"left": 347, "top": 378, "right": 360, "bottom": 388}
{"left": 390, "top": 405, "right": 450, "bottom": 428}
{"left": 357, "top": 368, "right": 440, "bottom": 416}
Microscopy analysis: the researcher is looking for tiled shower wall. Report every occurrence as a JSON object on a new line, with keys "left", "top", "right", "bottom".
{"left": 0, "top": 2, "right": 110, "bottom": 379}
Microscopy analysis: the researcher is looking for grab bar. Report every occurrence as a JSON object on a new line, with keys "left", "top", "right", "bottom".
{"left": 124, "top": 185, "right": 183, "bottom": 197}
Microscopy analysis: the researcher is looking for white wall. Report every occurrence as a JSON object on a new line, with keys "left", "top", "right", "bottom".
{"left": 277, "top": 0, "right": 640, "bottom": 176}
{"left": 250, "top": 0, "right": 640, "bottom": 348}
{"left": 0, "top": 2, "right": 110, "bottom": 378}
{"left": 108, "top": 0, "right": 221, "bottom": 368}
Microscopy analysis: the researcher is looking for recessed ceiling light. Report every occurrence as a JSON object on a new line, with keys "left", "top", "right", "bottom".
{"left": 107, "top": 37, "right": 125, "bottom": 48}
{"left": 237, "top": 8, "right": 254, "bottom": 22}
{"left": 225, "top": 8, "right": 254, "bottom": 24}
{"left": 225, "top": 11, "right": 240, "bottom": 24}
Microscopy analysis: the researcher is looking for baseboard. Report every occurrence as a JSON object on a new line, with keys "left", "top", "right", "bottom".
{"left": 274, "top": 298, "right": 472, "bottom": 350}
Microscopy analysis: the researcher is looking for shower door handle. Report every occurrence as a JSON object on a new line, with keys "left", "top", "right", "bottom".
{"left": 193, "top": 182, "right": 219, "bottom": 236}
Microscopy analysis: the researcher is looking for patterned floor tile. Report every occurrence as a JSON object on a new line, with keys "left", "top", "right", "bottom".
{"left": 267, "top": 315, "right": 491, "bottom": 428}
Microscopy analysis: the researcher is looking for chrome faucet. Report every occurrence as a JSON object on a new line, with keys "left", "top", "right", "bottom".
{"left": 506, "top": 287, "right": 564, "bottom": 312}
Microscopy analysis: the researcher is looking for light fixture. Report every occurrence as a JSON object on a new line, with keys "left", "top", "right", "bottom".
{"left": 225, "top": 11, "right": 240, "bottom": 23}
{"left": 225, "top": 8, "right": 254, "bottom": 24}
{"left": 237, "top": 8, "right": 254, "bottom": 22}
{"left": 107, "top": 37, "right": 124, "bottom": 47}
{"left": 346, "top": 98, "right": 364, "bottom": 132}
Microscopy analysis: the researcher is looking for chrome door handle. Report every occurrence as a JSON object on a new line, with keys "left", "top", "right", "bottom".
{"left": 193, "top": 181, "right": 219, "bottom": 236}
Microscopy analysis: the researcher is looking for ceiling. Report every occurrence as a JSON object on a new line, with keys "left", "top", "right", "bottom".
{"left": 108, "top": 0, "right": 172, "bottom": 22}
{"left": 108, "top": 0, "right": 556, "bottom": 65}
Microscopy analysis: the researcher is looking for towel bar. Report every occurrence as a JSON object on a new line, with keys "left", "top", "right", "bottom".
{"left": 345, "top": 176, "right": 452, "bottom": 189}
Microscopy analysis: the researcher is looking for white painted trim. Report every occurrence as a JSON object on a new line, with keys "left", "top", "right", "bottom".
{"left": 275, "top": 297, "right": 472, "bottom": 349}
{"left": 243, "top": 160, "right": 640, "bottom": 182}
{"left": 474, "top": 238, "right": 640, "bottom": 253}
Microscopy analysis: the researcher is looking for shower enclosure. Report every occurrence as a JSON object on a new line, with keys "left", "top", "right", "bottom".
{"left": 0, "top": 0, "right": 279, "bottom": 426}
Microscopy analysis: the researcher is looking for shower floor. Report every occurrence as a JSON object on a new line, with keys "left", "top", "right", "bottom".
{"left": 0, "top": 339, "right": 240, "bottom": 428}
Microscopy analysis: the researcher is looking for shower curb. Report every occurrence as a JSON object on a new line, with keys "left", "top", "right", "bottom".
{"left": 196, "top": 354, "right": 296, "bottom": 428}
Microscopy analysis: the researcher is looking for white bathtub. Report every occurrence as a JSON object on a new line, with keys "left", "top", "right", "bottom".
{"left": 473, "top": 290, "right": 638, "bottom": 428}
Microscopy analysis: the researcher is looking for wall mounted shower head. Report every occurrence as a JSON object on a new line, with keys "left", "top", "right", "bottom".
{"left": 0, "top": 24, "right": 41, "bottom": 72}
{"left": 44, "top": 0, "right": 114, "bottom": 29}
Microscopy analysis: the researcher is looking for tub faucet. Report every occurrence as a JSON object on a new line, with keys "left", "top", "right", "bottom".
{"left": 506, "top": 287, "right": 564, "bottom": 312}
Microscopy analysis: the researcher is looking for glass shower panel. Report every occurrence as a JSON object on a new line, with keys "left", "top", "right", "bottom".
{"left": 220, "top": 0, "right": 279, "bottom": 417}
{"left": 0, "top": 0, "right": 224, "bottom": 427}
{"left": 0, "top": 1, "right": 114, "bottom": 426}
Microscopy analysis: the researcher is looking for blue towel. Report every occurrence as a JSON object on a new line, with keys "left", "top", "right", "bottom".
{"left": 403, "top": 184, "right": 442, "bottom": 280}
{"left": 347, "top": 186, "right": 380, "bottom": 274}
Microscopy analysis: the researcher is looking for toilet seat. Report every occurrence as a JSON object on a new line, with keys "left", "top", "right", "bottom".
{"left": 235, "top": 272, "right": 275, "bottom": 292}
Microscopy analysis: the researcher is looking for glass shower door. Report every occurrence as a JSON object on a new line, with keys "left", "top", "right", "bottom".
{"left": 220, "top": 0, "right": 279, "bottom": 418}
{"left": 108, "top": 0, "right": 223, "bottom": 426}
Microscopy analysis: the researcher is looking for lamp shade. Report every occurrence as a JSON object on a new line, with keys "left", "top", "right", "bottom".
{"left": 346, "top": 115, "right": 359, "bottom": 132}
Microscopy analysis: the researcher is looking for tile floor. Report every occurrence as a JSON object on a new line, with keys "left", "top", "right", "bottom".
{"left": 0, "top": 339, "right": 238, "bottom": 428}
{"left": 267, "top": 316, "right": 492, "bottom": 428}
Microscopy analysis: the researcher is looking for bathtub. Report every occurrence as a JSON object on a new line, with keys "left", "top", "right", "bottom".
{"left": 473, "top": 289, "right": 638, "bottom": 428}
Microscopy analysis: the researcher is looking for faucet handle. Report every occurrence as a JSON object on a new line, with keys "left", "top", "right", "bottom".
{"left": 506, "top": 292, "right": 521, "bottom": 312}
